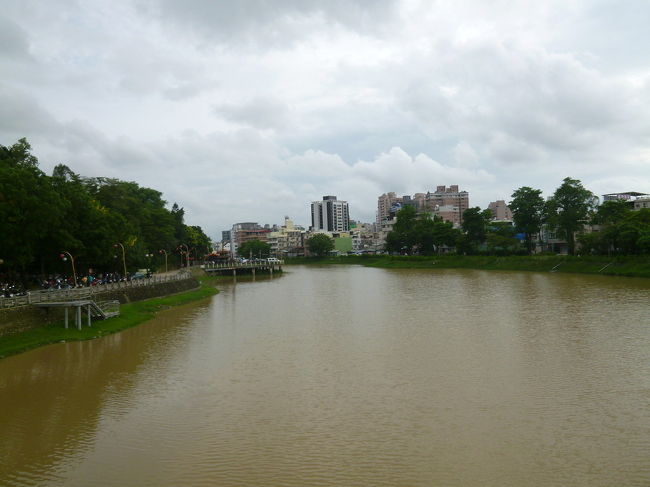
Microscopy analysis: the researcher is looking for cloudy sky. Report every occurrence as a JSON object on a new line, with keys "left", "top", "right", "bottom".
{"left": 2, "top": 0, "right": 649, "bottom": 239}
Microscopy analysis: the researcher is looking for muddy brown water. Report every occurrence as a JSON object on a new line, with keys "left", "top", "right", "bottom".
{"left": 1, "top": 266, "right": 649, "bottom": 486}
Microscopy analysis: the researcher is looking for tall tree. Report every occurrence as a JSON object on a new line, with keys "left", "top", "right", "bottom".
{"left": 0, "top": 140, "right": 65, "bottom": 276}
{"left": 186, "top": 225, "right": 212, "bottom": 260}
{"left": 385, "top": 205, "right": 418, "bottom": 254}
{"left": 414, "top": 214, "right": 460, "bottom": 255}
{"left": 461, "top": 207, "right": 492, "bottom": 250}
{"left": 306, "top": 234, "right": 335, "bottom": 257}
{"left": 546, "top": 177, "right": 596, "bottom": 255}
{"left": 509, "top": 186, "right": 545, "bottom": 254}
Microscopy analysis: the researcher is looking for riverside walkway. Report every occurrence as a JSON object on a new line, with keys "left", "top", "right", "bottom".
{"left": 0, "top": 270, "right": 192, "bottom": 310}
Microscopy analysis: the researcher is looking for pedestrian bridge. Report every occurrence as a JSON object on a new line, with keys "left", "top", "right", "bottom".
{"left": 201, "top": 260, "right": 283, "bottom": 276}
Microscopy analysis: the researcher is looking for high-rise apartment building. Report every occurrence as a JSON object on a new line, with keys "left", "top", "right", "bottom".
{"left": 311, "top": 196, "right": 350, "bottom": 232}
{"left": 377, "top": 192, "right": 400, "bottom": 224}
{"left": 424, "top": 185, "right": 469, "bottom": 227}
{"left": 487, "top": 200, "right": 513, "bottom": 221}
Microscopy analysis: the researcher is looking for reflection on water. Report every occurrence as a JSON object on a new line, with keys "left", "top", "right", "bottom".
{"left": 1, "top": 267, "right": 649, "bottom": 486}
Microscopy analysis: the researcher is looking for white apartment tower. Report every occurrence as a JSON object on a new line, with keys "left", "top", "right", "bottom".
{"left": 311, "top": 196, "right": 350, "bottom": 232}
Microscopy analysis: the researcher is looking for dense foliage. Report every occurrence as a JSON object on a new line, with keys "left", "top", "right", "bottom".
{"left": 545, "top": 177, "right": 596, "bottom": 255}
{"left": 306, "top": 233, "right": 335, "bottom": 257}
{"left": 385, "top": 206, "right": 461, "bottom": 255}
{"left": 0, "top": 138, "right": 211, "bottom": 282}
{"left": 509, "top": 186, "right": 545, "bottom": 254}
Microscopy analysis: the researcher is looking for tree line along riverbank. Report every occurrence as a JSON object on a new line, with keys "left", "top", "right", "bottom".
{"left": 286, "top": 254, "right": 650, "bottom": 278}
{"left": 0, "top": 275, "right": 221, "bottom": 359}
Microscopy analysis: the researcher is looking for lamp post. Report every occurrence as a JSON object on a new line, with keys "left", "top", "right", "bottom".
{"left": 145, "top": 252, "right": 154, "bottom": 276}
{"left": 60, "top": 251, "right": 78, "bottom": 287}
{"left": 159, "top": 249, "right": 168, "bottom": 273}
{"left": 178, "top": 244, "right": 189, "bottom": 268}
{"left": 114, "top": 243, "right": 127, "bottom": 278}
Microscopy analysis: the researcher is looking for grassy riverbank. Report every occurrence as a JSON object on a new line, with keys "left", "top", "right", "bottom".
{"left": 0, "top": 276, "right": 220, "bottom": 359}
{"left": 286, "top": 254, "right": 650, "bottom": 278}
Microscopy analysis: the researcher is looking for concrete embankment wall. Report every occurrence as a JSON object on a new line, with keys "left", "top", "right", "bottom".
{"left": 0, "top": 277, "right": 199, "bottom": 337}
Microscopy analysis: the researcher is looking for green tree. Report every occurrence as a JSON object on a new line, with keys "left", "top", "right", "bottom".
{"left": 186, "top": 225, "right": 212, "bottom": 261}
{"left": 509, "top": 186, "right": 545, "bottom": 254}
{"left": 486, "top": 222, "right": 520, "bottom": 254}
{"left": 385, "top": 205, "right": 418, "bottom": 254}
{"left": 306, "top": 233, "right": 335, "bottom": 257}
{"left": 461, "top": 207, "right": 492, "bottom": 252}
{"left": 546, "top": 178, "right": 596, "bottom": 255}
{"left": 579, "top": 200, "right": 633, "bottom": 255}
{"left": 592, "top": 200, "right": 630, "bottom": 225}
{"left": 414, "top": 214, "right": 460, "bottom": 255}
{"left": 611, "top": 209, "right": 650, "bottom": 254}
{"left": 238, "top": 239, "right": 271, "bottom": 259}
{"left": 0, "top": 139, "right": 66, "bottom": 276}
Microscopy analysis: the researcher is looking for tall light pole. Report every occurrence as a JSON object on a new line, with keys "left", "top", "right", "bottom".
{"left": 60, "top": 251, "right": 78, "bottom": 287}
{"left": 159, "top": 249, "right": 168, "bottom": 273}
{"left": 114, "top": 243, "right": 127, "bottom": 278}
{"left": 178, "top": 244, "right": 189, "bottom": 268}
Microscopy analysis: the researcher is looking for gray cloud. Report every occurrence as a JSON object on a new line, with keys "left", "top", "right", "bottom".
{"left": 214, "top": 97, "right": 291, "bottom": 129}
{"left": 142, "top": 0, "right": 398, "bottom": 48}
{"left": 0, "top": 87, "right": 58, "bottom": 134}
{"left": 0, "top": 15, "right": 31, "bottom": 59}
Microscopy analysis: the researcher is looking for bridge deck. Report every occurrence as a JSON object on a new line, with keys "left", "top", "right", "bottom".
{"left": 202, "top": 261, "right": 283, "bottom": 274}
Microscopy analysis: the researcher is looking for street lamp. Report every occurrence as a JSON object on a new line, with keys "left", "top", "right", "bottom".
{"left": 114, "top": 243, "right": 127, "bottom": 278}
{"left": 177, "top": 244, "right": 189, "bottom": 268}
{"left": 145, "top": 252, "right": 154, "bottom": 275}
{"left": 60, "top": 251, "right": 78, "bottom": 287}
{"left": 159, "top": 249, "right": 168, "bottom": 273}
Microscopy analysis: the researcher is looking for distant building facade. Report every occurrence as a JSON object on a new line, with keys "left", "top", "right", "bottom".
{"left": 425, "top": 185, "right": 470, "bottom": 227}
{"left": 267, "top": 217, "right": 306, "bottom": 257}
{"left": 634, "top": 197, "right": 650, "bottom": 210}
{"left": 229, "top": 222, "right": 271, "bottom": 257}
{"left": 311, "top": 196, "right": 350, "bottom": 232}
{"left": 487, "top": 200, "right": 513, "bottom": 221}
{"left": 602, "top": 192, "right": 650, "bottom": 211}
{"left": 377, "top": 185, "right": 469, "bottom": 228}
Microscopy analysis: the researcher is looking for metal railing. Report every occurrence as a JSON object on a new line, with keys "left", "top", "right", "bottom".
{"left": 202, "top": 260, "right": 284, "bottom": 270}
{"left": 0, "top": 270, "right": 192, "bottom": 309}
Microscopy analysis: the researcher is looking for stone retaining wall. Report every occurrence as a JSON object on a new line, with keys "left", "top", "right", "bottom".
{"left": 0, "top": 277, "right": 199, "bottom": 338}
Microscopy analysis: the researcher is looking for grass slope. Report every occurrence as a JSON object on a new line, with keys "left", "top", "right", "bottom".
{"left": 0, "top": 276, "right": 220, "bottom": 359}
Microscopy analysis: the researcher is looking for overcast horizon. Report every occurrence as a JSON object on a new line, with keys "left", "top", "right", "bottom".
{"left": 2, "top": 0, "right": 649, "bottom": 239}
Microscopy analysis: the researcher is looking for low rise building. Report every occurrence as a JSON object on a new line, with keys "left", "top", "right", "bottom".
{"left": 229, "top": 222, "right": 271, "bottom": 257}
{"left": 267, "top": 217, "right": 306, "bottom": 257}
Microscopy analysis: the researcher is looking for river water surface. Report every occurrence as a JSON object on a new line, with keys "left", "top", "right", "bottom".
{"left": 1, "top": 266, "right": 649, "bottom": 486}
